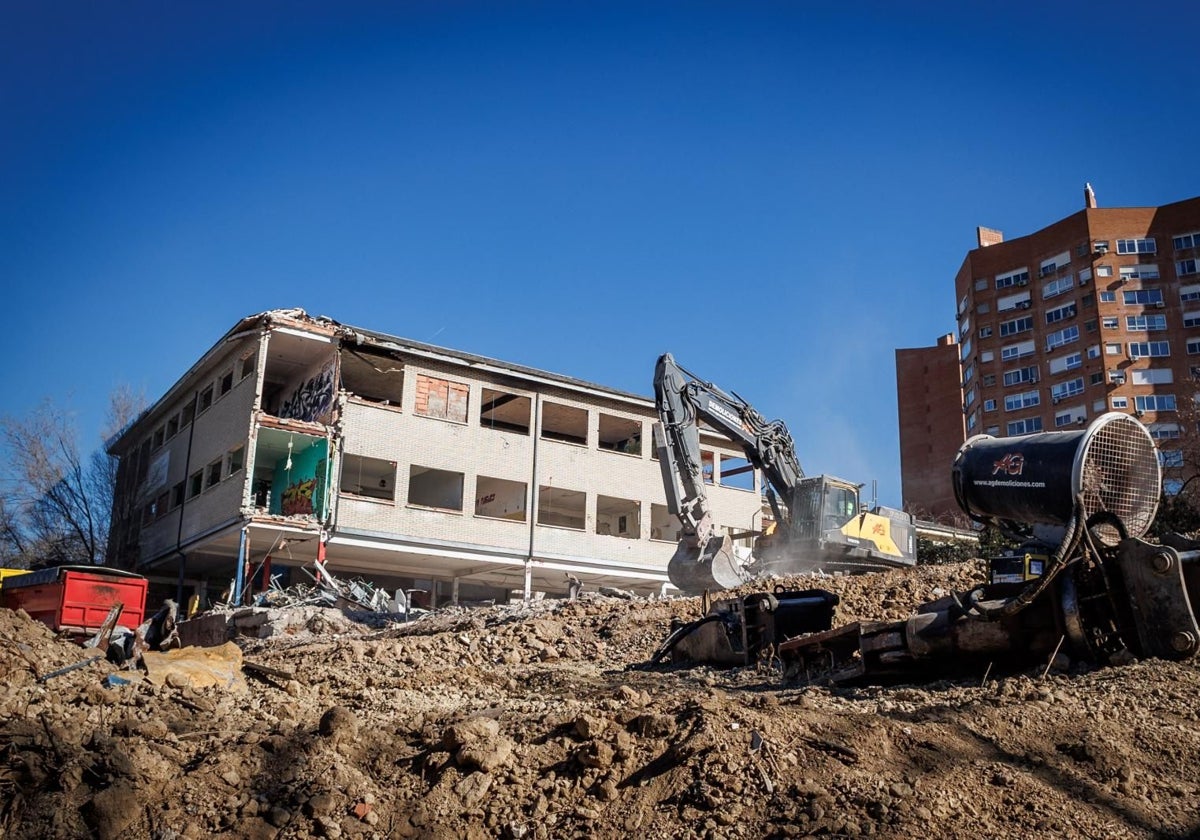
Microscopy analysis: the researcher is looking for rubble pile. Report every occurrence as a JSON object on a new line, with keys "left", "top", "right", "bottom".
{"left": 2, "top": 561, "right": 1199, "bottom": 839}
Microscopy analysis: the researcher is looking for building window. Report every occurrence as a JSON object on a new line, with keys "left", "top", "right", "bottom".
{"left": 219, "top": 370, "right": 234, "bottom": 397}
{"left": 1135, "top": 395, "right": 1176, "bottom": 413}
{"left": 978, "top": 326, "right": 993, "bottom": 339}
{"left": 963, "top": 362, "right": 975, "bottom": 383}
{"left": 408, "top": 465, "right": 464, "bottom": 511}
{"left": 983, "top": 399, "right": 996, "bottom": 412}
{"left": 1089, "top": 372, "right": 1104, "bottom": 386}
{"left": 189, "top": 470, "right": 203, "bottom": 499}
{"left": 1116, "top": 238, "right": 1156, "bottom": 255}
{"left": 1000, "top": 315, "right": 1033, "bottom": 337}
{"left": 1184, "top": 312, "right": 1200, "bottom": 328}
{"left": 1130, "top": 341, "right": 1171, "bottom": 358}
{"left": 414, "top": 374, "right": 469, "bottom": 423}
{"left": 152, "top": 427, "right": 165, "bottom": 451}
{"left": 1004, "top": 390, "right": 1040, "bottom": 411}
{"left": 1001, "top": 340, "right": 1034, "bottom": 361}
{"left": 1125, "top": 314, "right": 1167, "bottom": 332}
{"left": 206, "top": 459, "right": 222, "bottom": 489}
{"left": 1181, "top": 284, "right": 1200, "bottom": 303}
{"left": 1045, "top": 302, "right": 1077, "bottom": 325}
{"left": 1120, "top": 265, "right": 1160, "bottom": 281}
{"left": 975, "top": 278, "right": 988, "bottom": 292}
{"left": 1097, "top": 265, "right": 1113, "bottom": 277}
{"left": 995, "top": 268, "right": 1030, "bottom": 289}
{"left": 1087, "top": 344, "right": 1101, "bottom": 359}
{"left": 1003, "top": 366, "right": 1038, "bottom": 387}
{"left": 1149, "top": 423, "right": 1181, "bottom": 440}
{"left": 1050, "top": 378, "right": 1085, "bottom": 402}
{"left": 171, "top": 481, "right": 185, "bottom": 510}
{"left": 598, "top": 414, "right": 643, "bottom": 455}
{"left": 1048, "top": 353, "right": 1082, "bottom": 374}
{"left": 1042, "top": 275, "right": 1074, "bottom": 299}
{"left": 1159, "top": 450, "right": 1184, "bottom": 468}
{"left": 1111, "top": 397, "right": 1129, "bottom": 409}
{"left": 166, "top": 414, "right": 179, "bottom": 439}
{"left": 537, "top": 485, "right": 586, "bottom": 530}
{"left": 181, "top": 397, "right": 196, "bottom": 427}
{"left": 1173, "top": 232, "right": 1200, "bottom": 250}
{"left": 474, "top": 476, "right": 527, "bottom": 521}
{"left": 227, "top": 445, "right": 245, "bottom": 476}
{"left": 1046, "top": 326, "right": 1079, "bottom": 351}
{"left": 982, "top": 374, "right": 996, "bottom": 387}
{"left": 649, "top": 504, "right": 682, "bottom": 542}
{"left": 1178, "top": 259, "right": 1199, "bottom": 276}
{"left": 340, "top": 455, "right": 396, "bottom": 501}
{"left": 239, "top": 352, "right": 257, "bottom": 381}
{"left": 480, "top": 388, "right": 532, "bottom": 435}
{"left": 1123, "top": 289, "right": 1164, "bottom": 306}
{"left": 199, "top": 385, "right": 214, "bottom": 413}
{"left": 596, "top": 495, "right": 640, "bottom": 539}
{"left": 1108, "top": 370, "right": 1126, "bottom": 384}
{"left": 541, "top": 402, "right": 588, "bottom": 445}
{"left": 976, "top": 302, "right": 991, "bottom": 315}
{"left": 1099, "top": 291, "right": 1116, "bottom": 303}
{"left": 1131, "top": 368, "right": 1174, "bottom": 385}
{"left": 1102, "top": 316, "right": 1119, "bottom": 330}
{"left": 1006, "top": 417, "right": 1043, "bottom": 436}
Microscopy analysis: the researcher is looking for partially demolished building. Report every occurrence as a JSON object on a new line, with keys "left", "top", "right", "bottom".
{"left": 106, "top": 310, "right": 764, "bottom": 606}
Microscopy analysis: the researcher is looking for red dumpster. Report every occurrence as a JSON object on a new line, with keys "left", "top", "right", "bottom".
{"left": 1, "top": 566, "right": 148, "bottom": 637}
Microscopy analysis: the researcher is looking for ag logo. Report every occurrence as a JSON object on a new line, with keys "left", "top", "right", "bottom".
{"left": 992, "top": 453, "right": 1025, "bottom": 476}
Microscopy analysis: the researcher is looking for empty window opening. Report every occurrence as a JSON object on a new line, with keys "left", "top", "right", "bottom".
{"left": 189, "top": 470, "right": 203, "bottom": 499}
{"left": 701, "top": 451, "right": 715, "bottom": 484}
{"left": 170, "top": 481, "right": 185, "bottom": 510}
{"left": 650, "top": 503, "right": 682, "bottom": 542}
{"left": 206, "top": 459, "right": 223, "bottom": 489}
{"left": 152, "top": 427, "right": 165, "bottom": 450}
{"left": 181, "top": 397, "right": 196, "bottom": 427}
{"left": 408, "top": 465, "right": 464, "bottom": 511}
{"left": 227, "top": 445, "right": 245, "bottom": 476}
{"left": 154, "top": 491, "right": 169, "bottom": 520}
{"left": 415, "top": 374, "right": 469, "bottom": 423}
{"left": 166, "top": 414, "right": 179, "bottom": 439}
{"left": 474, "top": 476, "right": 527, "bottom": 521}
{"left": 219, "top": 370, "right": 234, "bottom": 397}
{"left": 239, "top": 352, "right": 257, "bottom": 381}
{"left": 339, "top": 348, "right": 405, "bottom": 406}
{"left": 480, "top": 388, "right": 531, "bottom": 434}
{"left": 199, "top": 385, "right": 214, "bottom": 413}
{"left": 541, "top": 402, "right": 588, "bottom": 445}
{"left": 597, "top": 495, "right": 640, "bottom": 539}
{"left": 340, "top": 454, "right": 396, "bottom": 501}
{"left": 537, "top": 485, "right": 586, "bottom": 529}
{"left": 720, "top": 455, "right": 756, "bottom": 491}
{"left": 598, "top": 414, "right": 642, "bottom": 455}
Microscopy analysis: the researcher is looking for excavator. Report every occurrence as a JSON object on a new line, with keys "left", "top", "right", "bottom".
{"left": 653, "top": 353, "right": 916, "bottom": 594}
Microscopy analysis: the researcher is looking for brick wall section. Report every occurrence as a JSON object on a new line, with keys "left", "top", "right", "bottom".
{"left": 895, "top": 335, "right": 965, "bottom": 520}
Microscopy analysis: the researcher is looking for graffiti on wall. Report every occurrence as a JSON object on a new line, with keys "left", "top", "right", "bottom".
{"left": 281, "top": 478, "right": 317, "bottom": 516}
{"left": 279, "top": 358, "right": 336, "bottom": 423}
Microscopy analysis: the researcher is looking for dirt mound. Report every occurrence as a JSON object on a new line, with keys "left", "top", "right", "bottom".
{"left": 1, "top": 561, "right": 1198, "bottom": 839}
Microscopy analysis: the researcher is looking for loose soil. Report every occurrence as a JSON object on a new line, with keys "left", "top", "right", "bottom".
{"left": 1, "top": 561, "right": 1198, "bottom": 839}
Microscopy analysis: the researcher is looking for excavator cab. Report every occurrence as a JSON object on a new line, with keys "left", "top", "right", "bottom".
{"left": 788, "top": 477, "right": 861, "bottom": 542}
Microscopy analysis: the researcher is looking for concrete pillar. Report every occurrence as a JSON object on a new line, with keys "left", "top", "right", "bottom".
{"left": 523, "top": 560, "right": 533, "bottom": 603}
{"left": 451, "top": 577, "right": 460, "bottom": 606}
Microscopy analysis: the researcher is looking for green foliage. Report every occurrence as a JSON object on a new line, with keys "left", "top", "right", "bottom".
{"left": 1151, "top": 491, "right": 1200, "bottom": 538}
{"left": 916, "top": 523, "right": 1017, "bottom": 566}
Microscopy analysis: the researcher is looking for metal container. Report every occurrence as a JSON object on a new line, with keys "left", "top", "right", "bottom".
{"left": 952, "top": 412, "right": 1160, "bottom": 542}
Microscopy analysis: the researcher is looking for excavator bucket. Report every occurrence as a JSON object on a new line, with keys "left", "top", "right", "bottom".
{"left": 667, "top": 533, "right": 749, "bottom": 594}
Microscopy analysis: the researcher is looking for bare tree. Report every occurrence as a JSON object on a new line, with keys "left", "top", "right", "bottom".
{"left": 0, "top": 387, "right": 144, "bottom": 568}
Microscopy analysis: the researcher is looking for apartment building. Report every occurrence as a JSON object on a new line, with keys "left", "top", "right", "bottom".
{"left": 894, "top": 334, "right": 965, "bottom": 520}
{"left": 106, "top": 310, "right": 765, "bottom": 605}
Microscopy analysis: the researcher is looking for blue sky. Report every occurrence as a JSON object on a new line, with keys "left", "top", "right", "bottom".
{"left": 3, "top": 1, "right": 1199, "bottom": 507}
